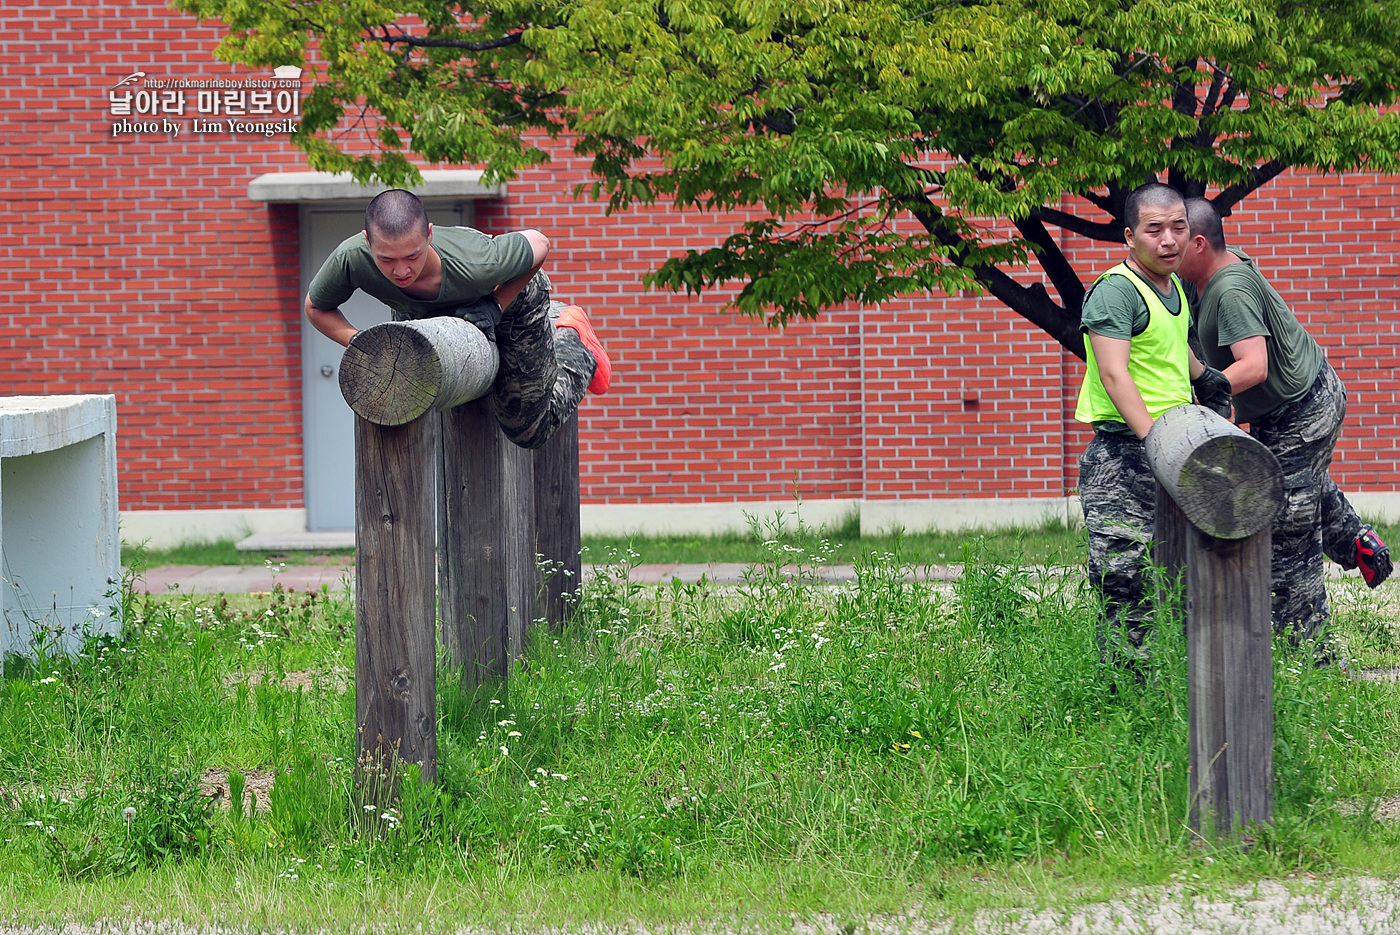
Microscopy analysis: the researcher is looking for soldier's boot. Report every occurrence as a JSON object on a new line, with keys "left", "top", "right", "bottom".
{"left": 555, "top": 304, "right": 611, "bottom": 394}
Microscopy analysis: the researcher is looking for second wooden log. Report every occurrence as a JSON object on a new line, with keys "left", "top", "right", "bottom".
{"left": 1144, "top": 404, "right": 1283, "bottom": 540}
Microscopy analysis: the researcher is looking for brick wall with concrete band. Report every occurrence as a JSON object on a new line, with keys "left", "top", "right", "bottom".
{"left": 5, "top": 0, "right": 1397, "bottom": 545}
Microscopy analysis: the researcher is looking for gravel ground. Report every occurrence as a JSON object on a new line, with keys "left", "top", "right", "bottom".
{"left": 4, "top": 878, "right": 1400, "bottom": 935}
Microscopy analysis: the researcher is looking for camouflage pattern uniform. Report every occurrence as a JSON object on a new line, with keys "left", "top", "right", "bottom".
{"left": 1079, "top": 430, "right": 1159, "bottom": 665}
{"left": 1249, "top": 362, "right": 1361, "bottom": 645}
{"left": 488, "top": 271, "right": 596, "bottom": 450}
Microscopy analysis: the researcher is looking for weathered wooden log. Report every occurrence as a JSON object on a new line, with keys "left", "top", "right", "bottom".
{"left": 1144, "top": 404, "right": 1283, "bottom": 540}
{"left": 438, "top": 397, "right": 536, "bottom": 688}
{"left": 339, "top": 318, "right": 498, "bottom": 426}
{"left": 354, "top": 415, "right": 437, "bottom": 805}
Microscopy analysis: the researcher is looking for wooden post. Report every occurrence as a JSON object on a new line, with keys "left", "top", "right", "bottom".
{"left": 346, "top": 317, "right": 500, "bottom": 796}
{"left": 345, "top": 314, "right": 580, "bottom": 785}
{"left": 533, "top": 416, "right": 582, "bottom": 627}
{"left": 438, "top": 397, "right": 536, "bottom": 688}
{"left": 1185, "top": 524, "right": 1274, "bottom": 838}
{"left": 1153, "top": 486, "right": 1189, "bottom": 620}
{"left": 354, "top": 416, "right": 438, "bottom": 800}
{"left": 1146, "top": 404, "right": 1283, "bottom": 841}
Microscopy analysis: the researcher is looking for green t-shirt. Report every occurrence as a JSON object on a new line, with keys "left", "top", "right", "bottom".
{"left": 307, "top": 226, "right": 535, "bottom": 320}
{"left": 1080, "top": 267, "right": 1182, "bottom": 338}
{"left": 1192, "top": 249, "right": 1323, "bottom": 424}
{"left": 1079, "top": 267, "right": 1185, "bottom": 432}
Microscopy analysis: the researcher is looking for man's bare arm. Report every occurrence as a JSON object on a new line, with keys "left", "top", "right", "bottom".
{"left": 1221, "top": 336, "right": 1268, "bottom": 393}
{"left": 305, "top": 294, "right": 359, "bottom": 348}
{"left": 492, "top": 229, "right": 550, "bottom": 313}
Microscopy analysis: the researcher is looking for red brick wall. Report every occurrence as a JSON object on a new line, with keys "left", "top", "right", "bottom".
{"left": 2, "top": 0, "right": 311, "bottom": 509}
{"left": 3, "top": 0, "right": 1397, "bottom": 516}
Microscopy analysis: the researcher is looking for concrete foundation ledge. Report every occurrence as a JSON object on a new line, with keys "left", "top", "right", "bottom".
{"left": 1347, "top": 493, "right": 1400, "bottom": 526}
{"left": 120, "top": 492, "right": 1400, "bottom": 550}
{"left": 860, "top": 497, "right": 1084, "bottom": 536}
{"left": 120, "top": 508, "right": 307, "bottom": 550}
{"left": 2, "top": 395, "right": 119, "bottom": 657}
{"left": 580, "top": 499, "right": 860, "bottom": 538}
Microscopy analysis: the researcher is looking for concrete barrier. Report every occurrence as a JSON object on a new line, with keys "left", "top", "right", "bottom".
{"left": 1, "top": 395, "right": 120, "bottom": 658}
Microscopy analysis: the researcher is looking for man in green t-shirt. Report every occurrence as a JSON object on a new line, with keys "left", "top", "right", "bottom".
{"left": 305, "top": 189, "right": 611, "bottom": 450}
{"left": 1179, "top": 197, "right": 1390, "bottom": 657}
{"left": 1074, "top": 182, "right": 1227, "bottom": 673}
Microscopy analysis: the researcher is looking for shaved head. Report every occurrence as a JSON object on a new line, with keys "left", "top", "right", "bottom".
{"left": 1185, "top": 197, "right": 1227, "bottom": 252}
{"left": 365, "top": 189, "right": 429, "bottom": 243}
{"left": 1124, "top": 182, "right": 1185, "bottom": 233}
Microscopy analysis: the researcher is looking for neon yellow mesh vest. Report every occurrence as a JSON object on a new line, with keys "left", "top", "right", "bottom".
{"left": 1074, "top": 264, "right": 1193, "bottom": 425}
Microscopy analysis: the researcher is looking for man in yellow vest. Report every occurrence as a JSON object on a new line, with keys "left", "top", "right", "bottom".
{"left": 1075, "top": 182, "right": 1227, "bottom": 673}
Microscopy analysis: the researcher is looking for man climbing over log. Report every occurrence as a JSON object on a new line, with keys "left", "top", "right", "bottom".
{"left": 1074, "top": 182, "right": 1228, "bottom": 673}
{"left": 304, "top": 189, "right": 611, "bottom": 449}
{"left": 1178, "top": 197, "right": 1390, "bottom": 657}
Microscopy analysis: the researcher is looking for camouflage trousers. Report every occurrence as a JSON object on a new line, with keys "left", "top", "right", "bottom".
{"left": 1079, "top": 430, "right": 1158, "bottom": 666}
{"left": 479, "top": 271, "right": 597, "bottom": 450}
{"left": 1250, "top": 362, "right": 1366, "bottom": 646}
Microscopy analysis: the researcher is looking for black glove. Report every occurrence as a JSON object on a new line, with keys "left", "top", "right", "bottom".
{"left": 452, "top": 294, "right": 503, "bottom": 343}
{"left": 1192, "top": 365, "right": 1233, "bottom": 419}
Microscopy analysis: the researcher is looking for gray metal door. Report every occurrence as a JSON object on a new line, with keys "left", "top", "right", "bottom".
{"left": 301, "top": 202, "right": 471, "bottom": 530}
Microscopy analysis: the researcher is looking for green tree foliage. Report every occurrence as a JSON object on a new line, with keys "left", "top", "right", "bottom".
{"left": 182, "top": 0, "right": 1400, "bottom": 355}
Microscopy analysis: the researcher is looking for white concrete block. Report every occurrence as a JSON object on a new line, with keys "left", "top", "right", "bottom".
{"left": 0, "top": 395, "right": 120, "bottom": 658}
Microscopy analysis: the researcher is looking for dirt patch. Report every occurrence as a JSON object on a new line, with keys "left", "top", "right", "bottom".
{"left": 222, "top": 668, "right": 349, "bottom": 694}
{"left": 1336, "top": 793, "right": 1400, "bottom": 823}
{"left": 784, "top": 877, "right": 1400, "bottom": 935}
{"left": 200, "top": 767, "right": 276, "bottom": 813}
{"left": 1352, "top": 666, "right": 1400, "bottom": 683}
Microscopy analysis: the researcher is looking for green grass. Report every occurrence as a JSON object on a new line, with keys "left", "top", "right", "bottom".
{"left": 8, "top": 538, "right": 1400, "bottom": 928}
{"left": 124, "top": 539, "right": 356, "bottom": 567}
{"left": 126, "top": 513, "right": 1090, "bottom": 569}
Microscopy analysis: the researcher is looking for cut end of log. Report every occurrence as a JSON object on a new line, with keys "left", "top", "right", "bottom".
{"left": 1177, "top": 434, "right": 1284, "bottom": 539}
{"left": 339, "top": 324, "right": 443, "bottom": 426}
{"left": 1146, "top": 404, "right": 1284, "bottom": 540}
{"left": 340, "top": 318, "right": 499, "bottom": 425}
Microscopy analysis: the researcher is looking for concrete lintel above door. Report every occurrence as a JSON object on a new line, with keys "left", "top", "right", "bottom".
{"left": 248, "top": 169, "right": 504, "bottom": 203}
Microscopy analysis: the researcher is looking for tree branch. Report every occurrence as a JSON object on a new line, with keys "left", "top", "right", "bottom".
{"left": 1014, "top": 215, "right": 1087, "bottom": 320}
{"left": 1214, "top": 160, "right": 1287, "bottom": 216}
{"left": 1080, "top": 190, "right": 1114, "bottom": 216}
{"left": 899, "top": 194, "right": 1085, "bottom": 358}
{"left": 378, "top": 30, "right": 524, "bottom": 51}
{"left": 1028, "top": 206, "right": 1122, "bottom": 242}
{"left": 1199, "top": 64, "right": 1226, "bottom": 119}
{"left": 1170, "top": 58, "right": 1200, "bottom": 117}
